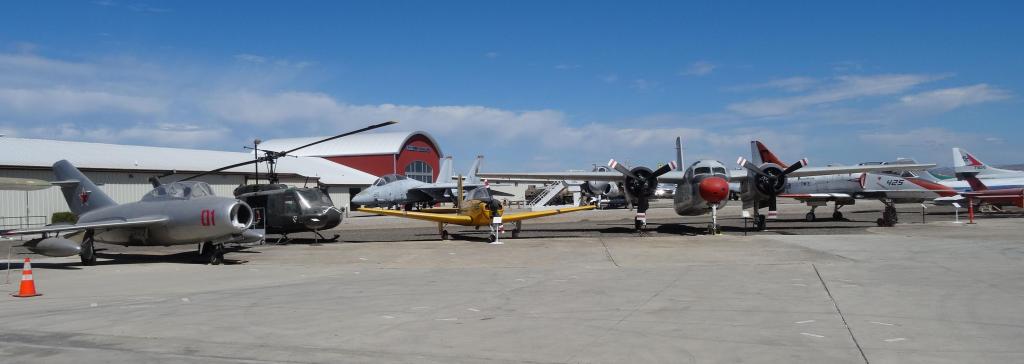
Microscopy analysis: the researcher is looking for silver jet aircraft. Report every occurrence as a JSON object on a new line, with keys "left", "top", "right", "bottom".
{"left": 1, "top": 160, "right": 257, "bottom": 265}
{"left": 352, "top": 156, "right": 509, "bottom": 208}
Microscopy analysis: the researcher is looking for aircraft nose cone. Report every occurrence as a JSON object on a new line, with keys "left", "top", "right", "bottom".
{"left": 351, "top": 192, "right": 371, "bottom": 206}
{"left": 698, "top": 177, "right": 730, "bottom": 204}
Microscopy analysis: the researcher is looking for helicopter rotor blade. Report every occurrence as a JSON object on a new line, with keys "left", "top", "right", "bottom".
{"left": 277, "top": 120, "right": 397, "bottom": 156}
{"left": 179, "top": 158, "right": 268, "bottom": 182}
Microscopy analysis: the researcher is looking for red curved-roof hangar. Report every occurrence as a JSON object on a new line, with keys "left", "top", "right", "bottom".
{"left": 258, "top": 131, "right": 444, "bottom": 184}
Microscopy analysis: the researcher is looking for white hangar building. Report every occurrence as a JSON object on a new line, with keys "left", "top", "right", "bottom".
{"left": 0, "top": 137, "right": 379, "bottom": 228}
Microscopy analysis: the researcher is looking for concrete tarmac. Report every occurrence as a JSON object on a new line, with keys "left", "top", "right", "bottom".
{"left": 1, "top": 201, "right": 1022, "bottom": 363}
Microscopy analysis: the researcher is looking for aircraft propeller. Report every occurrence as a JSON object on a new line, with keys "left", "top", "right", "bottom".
{"left": 606, "top": 159, "right": 676, "bottom": 214}
{"left": 736, "top": 156, "right": 807, "bottom": 218}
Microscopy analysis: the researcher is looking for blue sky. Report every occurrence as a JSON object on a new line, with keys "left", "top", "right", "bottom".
{"left": 0, "top": 1, "right": 1021, "bottom": 171}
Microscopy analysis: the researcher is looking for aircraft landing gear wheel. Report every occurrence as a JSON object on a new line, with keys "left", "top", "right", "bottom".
{"left": 833, "top": 211, "right": 843, "bottom": 221}
{"left": 756, "top": 215, "right": 767, "bottom": 231}
{"left": 441, "top": 230, "right": 449, "bottom": 240}
{"left": 805, "top": 212, "right": 816, "bottom": 222}
{"left": 80, "top": 233, "right": 96, "bottom": 266}
{"left": 634, "top": 219, "right": 644, "bottom": 231}
{"left": 200, "top": 242, "right": 224, "bottom": 265}
{"left": 488, "top": 234, "right": 497, "bottom": 243}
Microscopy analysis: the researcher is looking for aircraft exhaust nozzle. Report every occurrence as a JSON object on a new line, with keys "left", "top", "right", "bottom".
{"left": 230, "top": 202, "right": 254, "bottom": 230}
{"left": 698, "top": 177, "right": 730, "bottom": 204}
{"left": 24, "top": 237, "right": 81, "bottom": 257}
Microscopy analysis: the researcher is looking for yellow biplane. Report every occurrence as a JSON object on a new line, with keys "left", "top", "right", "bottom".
{"left": 358, "top": 177, "right": 594, "bottom": 243}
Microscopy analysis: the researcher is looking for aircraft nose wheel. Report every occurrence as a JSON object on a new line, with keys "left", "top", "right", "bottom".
{"left": 832, "top": 211, "right": 843, "bottom": 221}
{"left": 805, "top": 212, "right": 816, "bottom": 222}
{"left": 199, "top": 242, "right": 225, "bottom": 265}
{"left": 488, "top": 234, "right": 498, "bottom": 243}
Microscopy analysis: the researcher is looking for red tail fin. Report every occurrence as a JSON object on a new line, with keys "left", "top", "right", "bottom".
{"left": 753, "top": 141, "right": 787, "bottom": 167}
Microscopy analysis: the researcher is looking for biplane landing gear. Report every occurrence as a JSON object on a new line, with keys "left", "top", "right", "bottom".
{"left": 876, "top": 201, "right": 898, "bottom": 227}
{"left": 80, "top": 230, "right": 96, "bottom": 266}
{"left": 488, "top": 234, "right": 498, "bottom": 243}
{"left": 198, "top": 241, "right": 224, "bottom": 265}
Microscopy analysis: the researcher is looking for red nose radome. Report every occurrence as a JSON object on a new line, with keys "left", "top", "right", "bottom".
{"left": 698, "top": 177, "right": 730, "bottom": 204}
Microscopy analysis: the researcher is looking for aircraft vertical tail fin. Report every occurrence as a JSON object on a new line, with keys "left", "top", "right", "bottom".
{"left": 953, "top": 147, "right": 1018, "bottom": 177}
{"left": 436, "top": 156, "right": 453, "bottom": 183}
{"left": 751, "top": 140, "right": 787, "bottom": 167}
{"left": 466, "top": 155, "right": 483, "bottom": 184}
{"left": 52, "top": 160, "right": 117, "bottom": 215}
{"left": 675, "top": 137, "right": 684, "bottom": 171}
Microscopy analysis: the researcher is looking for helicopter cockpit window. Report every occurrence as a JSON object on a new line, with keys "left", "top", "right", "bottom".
{"left": 281, "top": 193, "right": 302, "bottom": 215}
{"left": 712, "top": 167, "right": 727, "bottom": 175}
{"left": 694, "top": 167, "right": 712, "bottom": 175}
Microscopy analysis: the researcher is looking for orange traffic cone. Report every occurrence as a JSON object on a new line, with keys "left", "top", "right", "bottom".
{"left": 12, "top": 257, "right": 41, "bottom": 297}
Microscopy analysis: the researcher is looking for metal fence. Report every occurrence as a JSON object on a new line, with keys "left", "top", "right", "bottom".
{"left": 0, "top": 216, "right": 48, "bottom": 230}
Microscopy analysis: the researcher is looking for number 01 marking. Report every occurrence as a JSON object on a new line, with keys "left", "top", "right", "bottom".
{"left": 201, "top": 209, "right": 216, "bottom": 226}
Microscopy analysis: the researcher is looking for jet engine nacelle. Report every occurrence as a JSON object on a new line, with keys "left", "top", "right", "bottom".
{"left": 24, "top": 237, "right": 81, "bottom": 257}
{"left": 624, "top": 167, "right": 660, "bottom": 199}
{"left": 751, "top": 163, "right": 789, "bottom": 196}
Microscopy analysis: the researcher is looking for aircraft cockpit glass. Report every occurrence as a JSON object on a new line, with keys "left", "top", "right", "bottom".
{"left": 713, "top": 167, "right": 727, "bottom": 175}
{"left": 143, "top": 181, "right": 215, "bottom": 201}
{"left": 375, "top": 174, "right": 409, "bottom": 186}
{"left": 695, "top": 167, "right": 712, "bottom": 175}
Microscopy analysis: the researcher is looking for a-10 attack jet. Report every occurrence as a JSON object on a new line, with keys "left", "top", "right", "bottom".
{"left": 351, "top": 155, "right": 510, "bottom": 209}
{"left": 479, "top": 138, "right": 936, "bottom": 233}
{"left": 1, "top": 160, "right": 258, "bottom": 265}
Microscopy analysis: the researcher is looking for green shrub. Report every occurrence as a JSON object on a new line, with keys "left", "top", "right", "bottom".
{"left": 51, "top": 212, "right": 77, "bottom": 224}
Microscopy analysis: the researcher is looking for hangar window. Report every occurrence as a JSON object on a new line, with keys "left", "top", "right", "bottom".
{"left": 405, "top": 160, "right": 433, "bottom": 183}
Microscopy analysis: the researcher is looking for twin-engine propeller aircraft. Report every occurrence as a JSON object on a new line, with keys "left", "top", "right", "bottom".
{"left": 174, "top": 121, "right": 397, "bottom": 243}
{"left": 479, "top": 138, "right": 936, "bottom": 232}
{"left": 357, "top": 176, "right": 594, "bottom": 243}
{"left": 1, "top": 160, "right": 258, "bottom": 265}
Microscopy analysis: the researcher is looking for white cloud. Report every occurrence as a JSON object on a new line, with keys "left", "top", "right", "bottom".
{"left": 0, "top": 87, "right": 166, "bottom": 115}
{"left": 0, "top": 53, "right": 95, "bottom": 76}
{"left": 894, "top": 84, "right": 1011, "bottom": 112}
{"left": 727, "top": 74, "right": 944, "bottom": 117}
{"left": 726, "top": 77, "right": 818, "bottom": 93}
{"left": 630, "top": 79, "right": 655, "bottom": 90}
{"left": 681, "top": 61, "right": 717, "bottom": 76}
{"left": 484, "top": 52, "right": 499, "bottom": 59}
{"left": 234, "top": 54, "right": 267, "bottom": 64}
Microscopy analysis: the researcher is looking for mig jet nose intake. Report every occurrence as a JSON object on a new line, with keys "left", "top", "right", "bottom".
{"left": 230, "top": 202, "right": 254, "bottom": 230}
{"left": 698, "top": 177, "right": 730, "bottom": 204}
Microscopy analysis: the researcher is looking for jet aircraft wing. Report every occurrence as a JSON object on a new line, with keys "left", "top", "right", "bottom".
{"left": 726, "top": 164, "right": 936, "bottom": 182}
{"left": 356, "top": 208, "right": 474, "bottom": 225}
{"left": 1, "top": 216, "right": 170, "bottom": 236}
{"left": 500, "top": 205, "right": 596, "bottom": 223}
{"left": 477, "top": 171, "right": 689, "bottom": 183}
